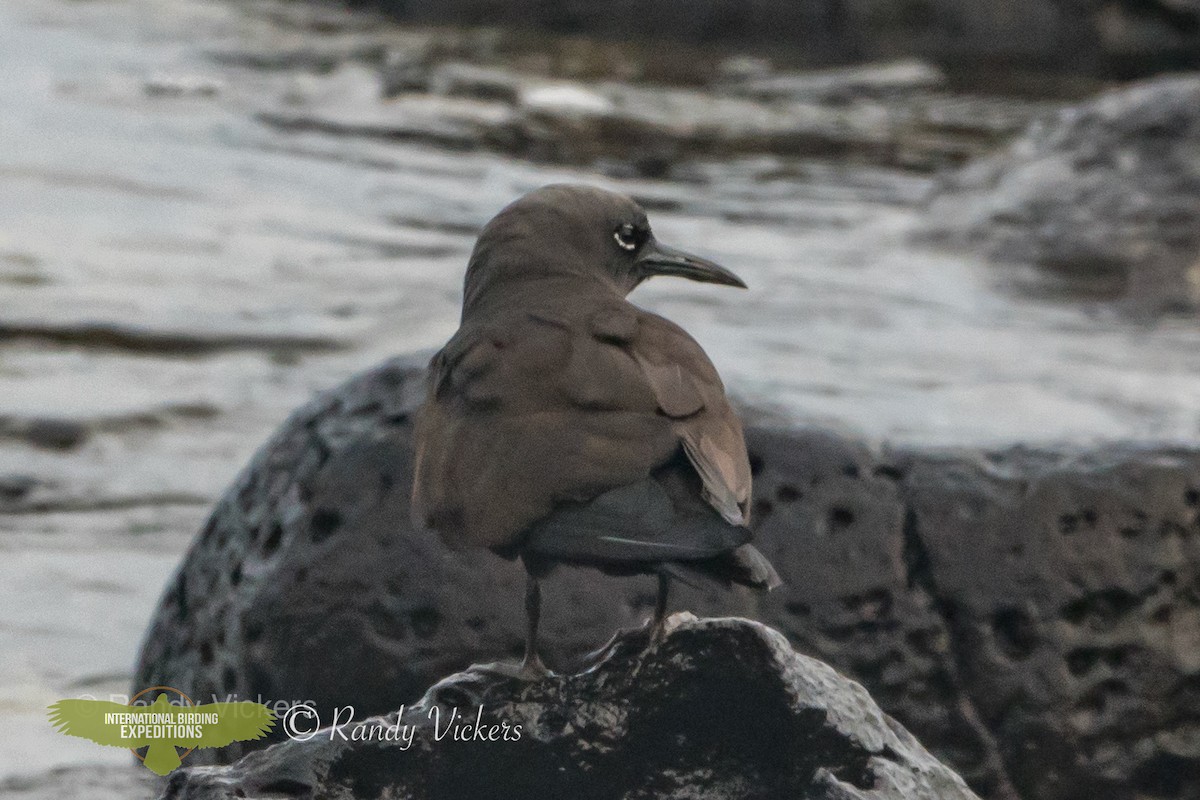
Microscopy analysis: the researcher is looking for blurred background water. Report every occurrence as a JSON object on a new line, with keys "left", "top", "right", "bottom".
{"left": 2, "top": 0, "right": 1200, "bottom": 783}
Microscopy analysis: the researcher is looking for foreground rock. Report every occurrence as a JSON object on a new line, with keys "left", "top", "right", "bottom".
{"left": 923, "top": 75, "right": 1200, "bottom": 314}
{"left": 135, "top": 357, "right": 1200, "bottom": 800}
{"left": 158, "top": 615, "right": 978, "bottom": 800}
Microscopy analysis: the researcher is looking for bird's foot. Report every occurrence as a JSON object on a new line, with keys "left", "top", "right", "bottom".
{"left": 645, "top": 616, "right": 668, "bottom": 649}
{"left": 576, "top": 618, "right": 660, "bottom": 672}
{"left": 466, "top": 654, "right": 554, "bottom": 682}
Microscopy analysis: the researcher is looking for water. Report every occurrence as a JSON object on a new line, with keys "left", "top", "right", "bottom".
{"left": 2, "top": 0, "right": 1200, "bottom": 782}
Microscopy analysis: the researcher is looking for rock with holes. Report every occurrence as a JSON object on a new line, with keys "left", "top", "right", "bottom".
{"left": 157, "top": 614, "right": 979, "bottom": 800}
{"left": 743, "top": 429, "right": 1018, "bottom": 798}
{"left": 133, "top": 356, "right": 754, "bottom": 763}
{"left": 894, "top": 445, "right": 1200, "bottom": 800}
{"left": 922, "top": 76, "right": 1200, "bottom": 315}
{"left": 750, "top": 438, "right": 1200, "bottom": 800}
{"left": 134, "top": 356, "right": 1200, "bottom": 800}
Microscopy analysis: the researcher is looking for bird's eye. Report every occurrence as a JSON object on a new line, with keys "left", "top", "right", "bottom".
{"left": 613, "top": 223, "right": 642, "bottom": 252}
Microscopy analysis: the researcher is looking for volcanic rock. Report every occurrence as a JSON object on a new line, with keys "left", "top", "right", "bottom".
{"left": 157, "top": 615, "right": 980, "bottom": 800}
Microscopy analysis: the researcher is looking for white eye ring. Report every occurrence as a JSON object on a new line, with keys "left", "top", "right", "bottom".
{"left": 614, "top": 226, "right": 639, "bottom": 251}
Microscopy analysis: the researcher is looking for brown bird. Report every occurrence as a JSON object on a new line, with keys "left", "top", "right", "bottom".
{"left": 412, "top": 184, "right": 781, "bottom": 677}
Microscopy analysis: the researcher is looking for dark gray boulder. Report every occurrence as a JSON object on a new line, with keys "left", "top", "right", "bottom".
{"left": 135, "top": 357, "right": 1200, "bottom": 800}
{"left": 922, "top": 76, "right": 1200, "bottom": 314}
{"left": 156, "top": 615, "right": 980, "bottom": 800}
{"left": 132, "top": 357, "right": 672, "bottom": 737}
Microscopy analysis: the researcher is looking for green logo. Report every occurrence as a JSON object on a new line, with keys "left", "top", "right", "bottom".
{"left": 48, "top": 686, "right": 275, "bottom": 775}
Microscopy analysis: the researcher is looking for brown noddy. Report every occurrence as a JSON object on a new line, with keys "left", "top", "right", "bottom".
{"left": 412, "top": 184, "right": 781, "bottom": 677}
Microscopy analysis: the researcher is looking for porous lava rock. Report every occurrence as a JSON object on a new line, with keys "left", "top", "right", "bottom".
{"left": 157, "top": 615, "right": 979, "bottom": 800}
{"left": 135, "top": 356, "right": 1200, "bottom": 799}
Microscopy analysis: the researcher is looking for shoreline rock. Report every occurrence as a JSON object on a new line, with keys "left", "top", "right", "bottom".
{"left": 157, "top": 614, "right": 980, "bottom": 800}
{"left": 134, "top": 356, "right": 1200, "bottom": 800}
{"left": 921, "top": 75, "right": 1200, "bottom": 315}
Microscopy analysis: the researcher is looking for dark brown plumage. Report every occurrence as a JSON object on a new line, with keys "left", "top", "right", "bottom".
{"left": 412, "top": 184, "right": 781, "bottom": 675}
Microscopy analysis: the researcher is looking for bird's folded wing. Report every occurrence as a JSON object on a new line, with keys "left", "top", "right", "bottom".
{"left": 413, "top": 306, "right": 752, "bottom": 550}
{"left": 413, "top": 311, "right": 679, "bottom": 550}
{"left": 629, "top": 312, "right": 752, "bottom": 526}
{"left": 523, "top": 478, "right": 750, "bottom": 563}
{"left": 678, "top": 424, "right": 749, "bottom": 525}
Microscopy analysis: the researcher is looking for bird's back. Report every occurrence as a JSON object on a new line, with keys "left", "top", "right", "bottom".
{"left": 412, "top": 289, "right": 752, "bottom": 558}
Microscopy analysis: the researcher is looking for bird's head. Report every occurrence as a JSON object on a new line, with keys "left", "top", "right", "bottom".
{"left": 462, "top": 184, "right": 745, "bottom": 314}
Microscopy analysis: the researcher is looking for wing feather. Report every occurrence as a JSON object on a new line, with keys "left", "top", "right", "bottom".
{"left": 631, "top": 313, "right": 752, "bottom": 525}
{"left": 680, "top": 427, "right": 749, "bottom": 525}
{"left": 524, "top": 479, "right": 750, "bottom": 564}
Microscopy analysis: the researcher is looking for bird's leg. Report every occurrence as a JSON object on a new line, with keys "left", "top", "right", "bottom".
{"left": 519, "top": 573, "right": 551, "bottom": 678}
{"left": 647, "top": 573, "right": 671, "bottom": 645}
{"left": 466, "top": 572, "right": 552, "bottom": 681}
{"left": 577, "top": 572, "right": 673, "bottom": 671}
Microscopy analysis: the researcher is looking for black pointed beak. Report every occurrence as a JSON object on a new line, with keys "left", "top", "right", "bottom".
{"left": 636, "top": 239, "right": 747, "bottom": 289}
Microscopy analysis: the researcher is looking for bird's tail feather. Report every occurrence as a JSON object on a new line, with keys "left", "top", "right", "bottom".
{"left": 660, "top": 544, "right": 782, "bottom": 593}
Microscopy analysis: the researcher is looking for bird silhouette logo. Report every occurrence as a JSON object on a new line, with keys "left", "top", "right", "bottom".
{"left": 47, "top": 686, "right": 275, "bottom": 775}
